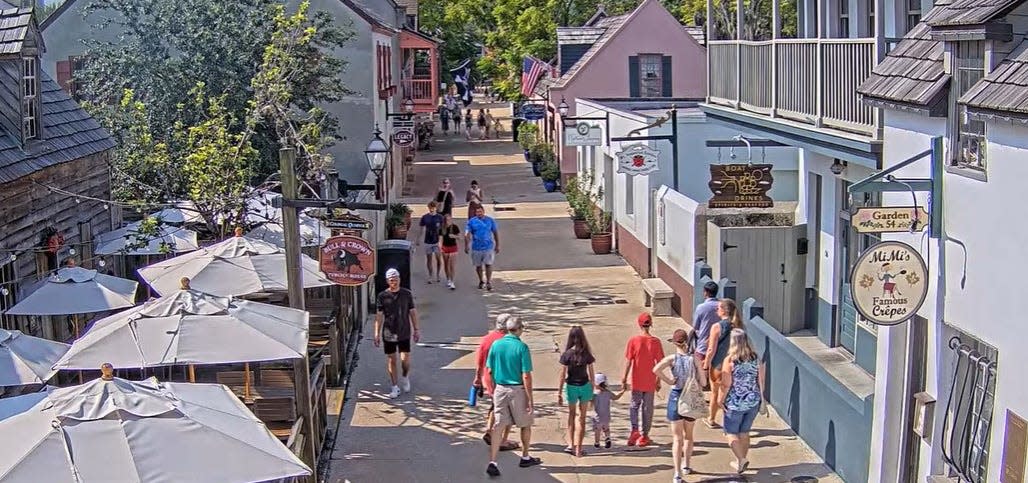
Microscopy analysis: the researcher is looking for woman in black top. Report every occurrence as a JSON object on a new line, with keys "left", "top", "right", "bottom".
{"left": 557, "top": 325, "right": 596, "bottom": 457}
{"left": 440, "top": 214, "right": 460, "bottom": 290}
{"left": 434, "top": 179, "right": 454, "bottom": 217}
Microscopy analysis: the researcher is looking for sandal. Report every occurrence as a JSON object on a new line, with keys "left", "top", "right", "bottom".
{"left": 563, "top": 446, "right": 574, "bottom": 455}
{"left": 500, "top": 441, "right": 520, "bottom": 451}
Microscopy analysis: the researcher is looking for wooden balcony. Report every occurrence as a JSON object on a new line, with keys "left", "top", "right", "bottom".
{"left": 708, "top": 38, "right": 879, "bottom": 137}
{"left": 401, "top": 78, "right": 436, "bottom": 111}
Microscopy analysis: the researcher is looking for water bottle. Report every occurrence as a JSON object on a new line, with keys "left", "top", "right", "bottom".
{"left": 468, "top": 385, "right": 479, "bottom": 406}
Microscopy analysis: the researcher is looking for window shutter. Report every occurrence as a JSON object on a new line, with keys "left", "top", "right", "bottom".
{"left": 628, "top": 56, "right": 640, "bottom": 97}
{"left": 56, "top": 60, "right": 71, "bottom": 94}
{"left": 661, "top": 55, "right": 673, "bottom": 97}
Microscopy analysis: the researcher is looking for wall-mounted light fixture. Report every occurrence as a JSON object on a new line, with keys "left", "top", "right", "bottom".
{"left": 830, "top": 159, "right": 848, "bottom": 176}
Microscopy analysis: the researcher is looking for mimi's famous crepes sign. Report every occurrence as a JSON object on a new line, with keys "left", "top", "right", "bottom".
{"left": 850, "top": 240, "right": 928, "bottom": 325}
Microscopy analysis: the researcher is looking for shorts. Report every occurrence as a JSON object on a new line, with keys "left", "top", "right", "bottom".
{"left": 666, "top": 388, "right": 697, "bottom": 422}
{"left": 442, "top": 245, "right": 459, "bottom": 254}
{"left": 592, "top": 416, "right": 610, "bottom": 431}
{"left": 424, "top": 245, "right": 441, "bottom": 255}
{"left": 493, "top": 385, "right": 533, "bottom": 429}
{"left": 383, "top": 339, "right": 411, "bottom": 355}
{"left": 471, "top": 249, "right": 495, "bottom": 266}
{"left": 564, "top": 383, "right": 594, "bottom": 405}
{"left": 723, "top": 406, "right": 760, "bottom": 434}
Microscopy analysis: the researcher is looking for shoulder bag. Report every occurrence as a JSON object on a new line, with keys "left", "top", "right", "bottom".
{"left": 676, "top": 355, "right": 709, "bottom": 419}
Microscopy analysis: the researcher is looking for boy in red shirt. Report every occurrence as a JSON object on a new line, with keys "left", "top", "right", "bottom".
{"left": 620, "top": 312, "right": 665, "bottom": 447}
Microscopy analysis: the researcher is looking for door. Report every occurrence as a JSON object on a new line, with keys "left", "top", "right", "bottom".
{"left": 709, "top": 224, "right": 806, "bottom": 333}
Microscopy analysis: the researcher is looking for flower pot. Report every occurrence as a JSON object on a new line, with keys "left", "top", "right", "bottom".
{"left": 590, "top": 232, "right": 612, "bottom": 254}
{"left": 388, "top": 225, "right": 408, "bottom": 240}
{"left": 572, "top": 218, "right": 591, "bottom": 239}
{"left": 543, "top": 180, "right": 557, "bottom": 192}
{"left": 531, "top": 161, "right": 542, "bottom": 177}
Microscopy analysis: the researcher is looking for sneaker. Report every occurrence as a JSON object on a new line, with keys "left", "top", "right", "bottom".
{"left": 518, "top": 456, "right": 542, "bottom": 468}
{"left": 672, "top": 476, "right": 683, "bottom": 483}
{"left": 636, "top": 435, "right": 652, "bottom": 447}
{"left": 400, "top": 376, "right": 411, "bottom": 393}
{"left": 627, "top": 430, "right": 641, "bottom": 446}
{"left": 486, "top": 462, "right": 500, "bottom": 477}
{"left": 435, "top": 276, "right": 442, "bottom": 283}
{"left": 486, "top": 283, "right": 493, "bottom": 291}
{"left": 426, "top": 278, "right": 433, "bottom": 284}
{"left": 738, "top": 459, "right": 750, "bottom": 473}
{"left": 478, "top": 281, "right": 485, "bottom": 289}
{"left": 593, "top": 442, "right": 600, "bottom": 448}
{"left": 681, "top": 466, "right": 692, "bottom": 475}
{"left": 448, "top": 280, "right": 456, "bottom": 290}
{"left": 388, "top": 385, "right": 401, "bottom": 399}
{"left": 604, "top": 438, "right": 611, "bottom": 449}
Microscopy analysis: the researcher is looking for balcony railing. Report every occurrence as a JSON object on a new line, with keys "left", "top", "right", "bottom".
{"left": 401, "top": 78, "right": 435, "bottom": 104}
{"left": 708, "top": 38, "right": 879, "bottom": 137}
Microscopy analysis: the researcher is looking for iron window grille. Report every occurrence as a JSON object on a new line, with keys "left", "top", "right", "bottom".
{"left": 951, "top": 41, "right": 987, "bottom": 172}
{"left": 943, "top": 333, "right": 998, "bottom": 483}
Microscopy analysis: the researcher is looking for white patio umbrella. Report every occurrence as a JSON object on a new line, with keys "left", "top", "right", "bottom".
{"left": 0, "top": 368, "right": 311, "bottom": 482}
{"left": 149, "top": 200, "right": 203, "bottom": 225}
{"left": 3, "top": 266, "right": 137, "bottom": 317}
{"left": 95, "top": 221, "right": 200, "bottom": 256}
{"left": 246, "top": 215, "right": 331, "bottom": 248}
{"left": 52, "top": 282, "right": 309, "bottom": 398}
{"left": 0, "top": 328, "right": 69, "bottom": 386}
{"left": 137, "top": 228, "right": 333, "bottom": 297}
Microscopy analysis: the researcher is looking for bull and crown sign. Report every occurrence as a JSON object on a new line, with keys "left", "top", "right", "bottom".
{"left": 319, "top": 235, "right": 376, "bottom": 286}
{"left": 850, "top": 241, "right": 928, "bottom": 326}
{"left": 708, "top": 164, "right": 775, "bottom": 208}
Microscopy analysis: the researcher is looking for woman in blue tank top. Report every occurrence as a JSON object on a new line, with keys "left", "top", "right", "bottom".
{"left": 718, "top": 328, "right": 766, "bottom": 475}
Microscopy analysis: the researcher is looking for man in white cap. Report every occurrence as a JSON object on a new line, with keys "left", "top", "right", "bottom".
{"left": 374, "top": 267, "right": 420, "bottom": 398}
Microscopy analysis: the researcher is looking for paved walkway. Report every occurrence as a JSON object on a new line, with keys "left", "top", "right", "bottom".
{"left": 327, "top": 104, "right": 842, "bottom": 483}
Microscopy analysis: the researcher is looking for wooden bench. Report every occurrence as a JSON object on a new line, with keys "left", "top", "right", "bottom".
{"left": 254, "top": 397, "right": 297, "bottom": 441}
{"left": 641, "top": 278, "right": 674, "bottom": 316}
{"left": 260, "top": 370, "right": 294, "bottom": 388}
{"left": 216, "top": 371, "right": 253, "bottom": 388}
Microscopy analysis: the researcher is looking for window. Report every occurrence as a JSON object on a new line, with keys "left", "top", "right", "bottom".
{"left": 625, "top": 174, "right": 635, "bottom": 215}
{"left": 943, "top": 330, "right": 997, "bottom": 483}
{"left": 838, "top": 0, "right": 850, "bottom": 38}
{"left": 22, "top": 56, "right": 38, "bottom": 141}
{"left": 638, "top": 54, "right": 663, "bottom": 97}
{"left": 951, "top": 41, "right": 987, "bottom": 172}
{"left": 868, "top": 0, "right": 875, "bottom": 38}
{"left": 0, "top": 259, "right": 16, "bottom": 330}
{"left": 906, "top": 0, "right": 922, "bottom": 31}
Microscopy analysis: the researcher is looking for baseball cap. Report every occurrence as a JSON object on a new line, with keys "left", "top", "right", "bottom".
{"left": 703, "top": 281, "right": 719, "bottom": 295}
{"left": 385, "top": 268, "right": 400, "bottom": 279}
{"left": 637, "top": 312, "right": 652, "bottom": 327}
{"left": 668, "top": 329, "right": 689, "bottom": 345}
{"left": 594, "top": 373, "right": 607, "bottom": 386}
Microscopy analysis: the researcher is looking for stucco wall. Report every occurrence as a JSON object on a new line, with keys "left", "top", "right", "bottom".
{"left": 615, "top": 223, "right": 648, "bottom": 276}
{"left": 40, "top": 3, "right": 120, "bottom": 79}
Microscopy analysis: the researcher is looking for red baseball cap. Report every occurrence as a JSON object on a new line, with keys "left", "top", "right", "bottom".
{"left": 637, "top": 312, "right": 652, "bottom": 327}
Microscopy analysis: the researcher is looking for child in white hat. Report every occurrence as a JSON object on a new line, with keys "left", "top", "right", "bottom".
{"left": 590, "top": 372, "right": 626, "bottom": 448}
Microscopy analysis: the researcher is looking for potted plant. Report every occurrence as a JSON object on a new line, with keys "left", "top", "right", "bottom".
{"left": 530, "top": 142, "right": 553, "bottom": 177}
{"left": 540, "top": 161, "right": 560, "bottom": 192}
{"left": 587, "top": 209, "right": 613, "bottom": 255}
{"left": 564, "top": 175, "right": 592, "bottom": 239}
{"left": 518, "top": 123, "right": 538, "bottom": 161}
{"left": 387, "top": 203, "right": 412, "bottom": 239}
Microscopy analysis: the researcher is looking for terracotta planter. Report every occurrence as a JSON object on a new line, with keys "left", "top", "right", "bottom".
{"left": 590, "top": 232, "right": 612, "bottom": 254}
{"left": 388, "top": 225, "right": 408, "bottom": 240}
{"left": 572, "top": 219, "right": 591, "bottom": 239}
{"left": 403, "top": 212, "right": 412, "bottom": 229}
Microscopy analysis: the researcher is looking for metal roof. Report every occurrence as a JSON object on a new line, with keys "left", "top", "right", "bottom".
{"left": 0, "top": 69, "right": 116, "bottom": 183}
{"left": 960, "top": 39, "right": 1028, "bottom": 115}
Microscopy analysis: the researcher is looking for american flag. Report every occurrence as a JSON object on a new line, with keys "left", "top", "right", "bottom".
{"left": 521, "top": 57, "right": 547, "bottom": 98}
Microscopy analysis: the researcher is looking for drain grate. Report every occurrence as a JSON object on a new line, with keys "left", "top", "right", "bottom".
{"left": 493, "top": 206, "right": 517, "bottom": 211}
{"left": 572, "top": 296, "right": 629, "bottom": 307}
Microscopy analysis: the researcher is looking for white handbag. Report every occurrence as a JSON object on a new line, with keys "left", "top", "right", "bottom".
{"left": 676, "top": 356, "right": 709, "bottom": 419}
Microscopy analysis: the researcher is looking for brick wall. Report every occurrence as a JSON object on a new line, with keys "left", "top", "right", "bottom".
{"left": 616, "top": 223, "right": 649, "bottom": 277}
{"left": 657, "top": 259, "right": 693, "bottom": 320}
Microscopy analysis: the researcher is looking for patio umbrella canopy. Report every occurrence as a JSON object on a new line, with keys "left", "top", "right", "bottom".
{"left": 137, "top": 229, "right": 333, "bottom": 297}
{"left": 246, "top": 215, "right": 331, "bottom": 248}
{"left": 0, "top": 328, "right": 69, "bottom": 387}
{"left": 149, "top": 200, "right": 203, "bottom": 225}
{"left": 52, "top": 283, "right": 309, "bottom": 372}
{"left": 3, "top": 267, "right": 137, "bottom": 316}
{"left": 95, "top": 221, "right": 200, "bottom": 256}
{"left": 0, "top": 368, "right": 311, "bottom": 482}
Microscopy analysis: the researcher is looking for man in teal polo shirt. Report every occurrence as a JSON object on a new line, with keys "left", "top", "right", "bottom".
{"left": 485, "top": 316, "right": 541, "bottom": 477}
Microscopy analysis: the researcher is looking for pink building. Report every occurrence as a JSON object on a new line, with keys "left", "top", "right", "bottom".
{"left": 542, "top": 0, "right": 707, "bottom": 180}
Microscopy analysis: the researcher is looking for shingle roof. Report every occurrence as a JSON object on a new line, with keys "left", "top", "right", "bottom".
{"left": 339, "top": 0, "right": 398, "bottom": 32}
{"left": 0, "top": 69, "right": 116, "bottom": 183}
{"left": 556, "top": 27, "right": 606, "bottom": 45}
{"left": 926, "top": 0, "right": 1021, "bottom": 27}
{"left": 960, "top": 40, "right": 1028, "bottom": 115}
{"left": 551, "top": 14, "right": 629, "bottom": 89}
{"left": 857, "top": 13, "right": 949, "bottom": 110}
{"left": 0, "top": 7, "right": 33, "bottom": 56}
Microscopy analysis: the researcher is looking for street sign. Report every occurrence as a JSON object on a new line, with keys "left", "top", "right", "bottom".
{"left": 708, "top": 164, "right": 774, "bottom": 208}
{"left": 851, "top": 206, "right": 929, "bottom": 233}
{"left": 850, "top": 240, "right": 928, "bottom": 326}
{"left": 616, "top": 143, "right": 660, "bottom": 176}
{"left": 320, "top": 235, "right": 376, "bottom": 286}
{"left": 325, "top": 218, "right": 372, "bottom": 230}
{"left": 391, "top": 119, "right": 415, "bottom": 148}
{"left": 564, "top": 122, "right": 602, "bottom": 146}
{"left": 520, "top": 103, "right": 546, "bottom": 121}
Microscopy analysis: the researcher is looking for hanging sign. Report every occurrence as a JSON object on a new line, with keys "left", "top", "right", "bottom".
{"left": 391, "top": 120, "right": 416, "bottom": 148}
{"left": 319, "top": 235, "right": 376, "bottom": 286}
{"left": 616, "top": 143, "right": 660, "bottom": 175}
{"left": 325, "top": 213, "right": 372, "bottom": 231}
{"left": 850, "top": 240, "right": 928, "bottom": 326}
{"left": 520, "top": 103, "right": 546, "bottom": 121}
{"left": 564, "top": 122, "right": 602, "bottom": 146}
{"left": 852, "top": 206, "right": 930, "bottom": 233}
{"left": 708, "top": 164, "right": 774, "bottom": 208}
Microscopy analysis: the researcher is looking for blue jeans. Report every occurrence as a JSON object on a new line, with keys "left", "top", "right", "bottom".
{"left": 723, "top": 406, "right": 760, "bottom": 434}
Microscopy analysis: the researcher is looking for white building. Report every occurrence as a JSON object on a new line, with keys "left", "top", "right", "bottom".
{"left": 857, "top": 0, "right": 1028, "bottom": 481}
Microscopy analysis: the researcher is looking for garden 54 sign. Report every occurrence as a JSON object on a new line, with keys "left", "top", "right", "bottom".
{"left": 320, "top": 235, "right": 376, "bottom": 286}
{"left": 850, "top": 241, "right": 928, "bottom": 325}
{"left": 616, "top": 143, "right": 660, "bottom": 175}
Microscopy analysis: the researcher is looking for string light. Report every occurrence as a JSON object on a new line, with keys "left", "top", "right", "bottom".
{"left": 0, "top": 288, "right": 7, "bottom": 296}
{"left": 69, "top": 248, "right": 76, "bottom": 255}
{"left": 97, "top": 260, "right": 106, "bottom": 267}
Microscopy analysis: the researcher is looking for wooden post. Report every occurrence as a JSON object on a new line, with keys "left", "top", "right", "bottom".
{"left": 244, "top": 362, "right": 251, "bottom": 401}
{"left": 279, "top": 147, "right": 318, "bottom": 480}
{"left": 188, "top": 364, "right": 195, "bottom": 382}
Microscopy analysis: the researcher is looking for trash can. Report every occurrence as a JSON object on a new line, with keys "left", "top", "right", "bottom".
{"left": 375, "top": 239, "right": 412, "bottom": 293}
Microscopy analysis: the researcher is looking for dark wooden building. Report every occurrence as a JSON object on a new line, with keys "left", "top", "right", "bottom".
{"left": 0, "top": 6, "right": 116, "bottom": 333}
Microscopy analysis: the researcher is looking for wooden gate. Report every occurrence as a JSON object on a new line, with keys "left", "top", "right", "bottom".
{"left": 707, "top": 223, "right": 806, "bottom": 333}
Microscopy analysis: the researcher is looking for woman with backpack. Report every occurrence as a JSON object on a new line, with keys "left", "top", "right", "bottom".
{"left": 654, "top": 329, "right": 703, "bottom": 481}
{"left": 702, "top": 298, "right": 744, "bottom": 428}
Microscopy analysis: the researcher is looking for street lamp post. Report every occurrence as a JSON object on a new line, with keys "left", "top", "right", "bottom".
{"left": 364, "top": 126, "right": 390, "bottom": 203}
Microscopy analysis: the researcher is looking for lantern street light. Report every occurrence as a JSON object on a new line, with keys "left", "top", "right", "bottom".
{"left": 558, "top": 97, "right": 570, "bottom": 117}
{"left": 364, "top": 125, "right": 390, "bottom": 201}
{"left": 402, "top": 97, "right": 415, "bottom": 113}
